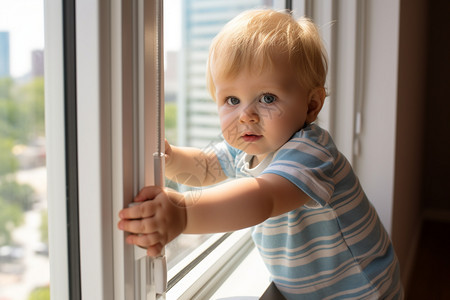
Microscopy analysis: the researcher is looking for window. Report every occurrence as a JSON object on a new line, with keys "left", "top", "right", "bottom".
{"left": 0, "top": 1, "right": 50, "bottom": 299}
{"left": 35, "top": 0, "right": 401, "bottom": 298}
{"left": 74, "top": 1, "right": 340, "bottom": 298}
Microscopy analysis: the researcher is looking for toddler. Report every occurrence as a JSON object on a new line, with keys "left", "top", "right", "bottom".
{"left": 118, "top": 9, "right": 403, "bottom": 299}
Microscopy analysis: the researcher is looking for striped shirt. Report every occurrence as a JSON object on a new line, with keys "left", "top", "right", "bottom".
{"left": 214, "top": 124, "right": 403, "bottom": 299}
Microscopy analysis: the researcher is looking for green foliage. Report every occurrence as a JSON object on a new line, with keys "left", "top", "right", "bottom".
{"left": 17, "top": 77, "right": 45, "bottom": 137}
{"left": 40, "top": 210, "right": 48, "bottom": 244}
{"left": 0, "top": 138, "right": 18, "bottom": 176}
{"left": 0, "top": 76, "right": 43, "bottom": 247}
{"left": 0, "top": 76, "right": 45, "bottom": 143}
{"left": 165, "top": 102, "right": 178, "bottom": 143}
{"left": 0, "top": 77, "right": 14, "bottom": 99}
{"left": 165, "top": 102, "right": 177, "bottom": 129}
{"left": 0, "top": 196, "right": 23, "bottom": 245}
{"left": 0, "top": 97, "right": 28, "bottom": 143}
{"left": 28, "top": 286, "right": 50, "bottom": 300}
{"left": 0, "top": 179, "right": 34, "bottom": 211}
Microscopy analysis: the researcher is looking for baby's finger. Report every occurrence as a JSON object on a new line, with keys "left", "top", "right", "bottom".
{"left": 147, "top": 243, "right": 164, "bottom": 257}
{"left": 134, "top": 186, "right": 163, "bottom": 203}
{"left": 119, "top": 200, "right": 155, "bottom": 220}
{"left": 118, "top": 217, "right": 158, "bottom": 234}
{"left": 125, "top": 232, "right": 166, "bottom": 249}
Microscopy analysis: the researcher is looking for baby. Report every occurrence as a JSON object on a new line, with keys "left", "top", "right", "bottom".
{"left": 118, "top": 9, "right": 403, "bottom": 299}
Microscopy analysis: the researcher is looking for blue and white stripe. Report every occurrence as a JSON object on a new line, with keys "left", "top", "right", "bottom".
{"left": 215, "top": 124, "right": 403, "bottom": 299}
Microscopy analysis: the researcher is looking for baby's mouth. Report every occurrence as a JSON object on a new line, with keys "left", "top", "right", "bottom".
{"left": 241, "top": 133, "right": 262, "bottom": 142}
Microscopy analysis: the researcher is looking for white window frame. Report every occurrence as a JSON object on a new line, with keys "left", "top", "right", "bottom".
{"left": 75, "top": 0, "right": 115, "bottom": 297}
{"left": 76, "top": 0, "right": 166, "bottom": 298}
{"left": 45, "top": 0, "right": 70, "bottom": 299}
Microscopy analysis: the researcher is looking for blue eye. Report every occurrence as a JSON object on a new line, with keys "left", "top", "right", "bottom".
{"left": 260, "top": 94, "right": 276, "bottom": 104}
{"left": 226, "top": 97, "right": 240, "bottom": 105}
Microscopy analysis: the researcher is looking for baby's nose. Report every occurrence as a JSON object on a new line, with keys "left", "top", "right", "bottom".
{"left": 239, "top": 105, "right": 260, "bottom": 124}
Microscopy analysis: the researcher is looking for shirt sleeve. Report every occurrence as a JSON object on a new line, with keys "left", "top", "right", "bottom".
{"left": 262, "top": 136, "right": 335, "bottom": 207}
{"left": 212, "top": 140, "right": 240, "bottom": 179}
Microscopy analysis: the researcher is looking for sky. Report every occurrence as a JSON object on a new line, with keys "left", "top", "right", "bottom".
{"left": 0, "top": 0, "right": 180, "bottom": 78}
{"left": 0, "top": 0, "right": 44, "bottom": 78}
{"left": 164, "top": 0, "right": 182, "bottom": 51}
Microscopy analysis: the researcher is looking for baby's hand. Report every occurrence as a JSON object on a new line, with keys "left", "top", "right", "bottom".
{"left": 117, "top": 186, "right": 187, "bottom": 257}
{"left": 164, "top": 139, "right": 173, "bottom": 165}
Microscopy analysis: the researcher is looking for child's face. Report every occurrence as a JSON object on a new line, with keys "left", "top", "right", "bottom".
{"left": 214, "top": 55, "right": 312, "bottom": 164}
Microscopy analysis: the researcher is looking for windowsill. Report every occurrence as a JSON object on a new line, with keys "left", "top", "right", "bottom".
{"left": 165, "top": 229, "right": 270, "bottom": 299}
{"left": 211, "top": 247, "right": 270, "bottom": 299}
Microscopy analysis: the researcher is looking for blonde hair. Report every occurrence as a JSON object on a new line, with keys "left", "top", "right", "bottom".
{"left": 206, "top": 9, "right": 328, "bottom": 100}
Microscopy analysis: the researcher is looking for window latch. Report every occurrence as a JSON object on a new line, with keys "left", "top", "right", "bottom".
{"left": 130, "top": 152, "right": 167, "bottom": 299}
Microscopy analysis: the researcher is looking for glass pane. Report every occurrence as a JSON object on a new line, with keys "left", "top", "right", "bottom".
{"left": 0, "top": 1, "right": 49, "bottom": 299}
{"left": 164, "top": 0, "right": 278, "bottom": 270}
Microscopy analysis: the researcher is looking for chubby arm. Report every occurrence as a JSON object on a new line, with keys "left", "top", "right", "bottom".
{"left": 165, "top": 140, "right": 227, "bottom": 186}
{"left": 183, "top": 173, "right": 309, "bottom": 233}
{"left": 118, "top": 173, "right": 310, "bottom": 256}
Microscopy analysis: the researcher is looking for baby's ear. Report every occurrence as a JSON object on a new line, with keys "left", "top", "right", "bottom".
{"left": 305, "top": 87, "right": 326, "bottom": 124}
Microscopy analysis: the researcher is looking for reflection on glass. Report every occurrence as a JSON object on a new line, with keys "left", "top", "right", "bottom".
{"left": 164, "top": 0, "right": 277, "bottom": 270}
{"left": 0, "top": 1, "right": 49, "bottom": 299}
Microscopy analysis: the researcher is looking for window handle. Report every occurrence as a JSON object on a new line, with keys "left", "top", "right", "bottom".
{"left": 154, "top": 256, "right": 167, "bottom": 295}
{"left": 153, "top": 152, "right": 167, "bottom": 296}
{"left": 133, "top": 246, "right": 167, "bottom": 297}
{"left": 151, "top": 0, "right": 166, "bottom": 292}
{"left": 130, "top": 200, "right": 167, "bottom": 298}
{"left": 132, "top": 0, "right": 166, "bottom": 298}
{"left": 129, "top": 153, "right": 166, "bottom": 298}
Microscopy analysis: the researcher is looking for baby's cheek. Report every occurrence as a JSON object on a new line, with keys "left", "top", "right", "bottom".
{"left": 220, "top": 121, "right": 239, "bottom": 143}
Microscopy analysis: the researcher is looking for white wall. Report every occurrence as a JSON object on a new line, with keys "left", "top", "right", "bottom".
{"left": 352, "top": 0, "right": 400, "bottom": 233}
{"left": 351, "top": 0, "right": 428, "bottom": 290}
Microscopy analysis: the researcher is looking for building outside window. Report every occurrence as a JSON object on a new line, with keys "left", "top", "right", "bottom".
{"left": 0, "top": 32, "right": 10, "bottom": 78}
